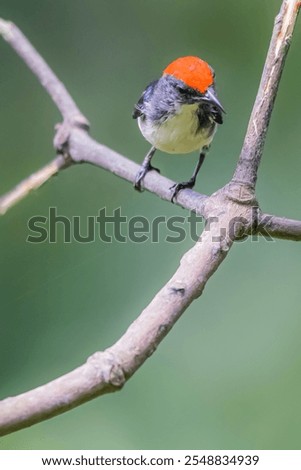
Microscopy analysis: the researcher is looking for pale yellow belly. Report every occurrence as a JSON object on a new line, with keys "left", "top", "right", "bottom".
{"left": 138, "top": 104, "right": 215, "bottom": 154}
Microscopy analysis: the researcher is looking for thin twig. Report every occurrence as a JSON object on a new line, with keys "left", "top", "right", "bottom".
{"left": 0, "top": 18, "right": 89, "bottom": 129}
{"left": 0, "top": 155, "right": 71, "bottom": 215}
{"left": 232, "top": 0, "right": 300, "bottom": 187}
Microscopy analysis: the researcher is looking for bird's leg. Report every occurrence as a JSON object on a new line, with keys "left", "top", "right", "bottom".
{"left": 134, "top": 146, "right": 159, "bottom": 191}
{"left": 170, "top": 150, "right": 206, "bottom": 203}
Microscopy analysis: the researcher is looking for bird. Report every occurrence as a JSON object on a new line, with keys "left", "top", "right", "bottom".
{"left": 133, "top": 55, "right": 225, "bottom": 202}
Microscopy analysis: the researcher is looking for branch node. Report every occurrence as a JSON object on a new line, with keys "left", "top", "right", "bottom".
{"left": 224, "top": 181, "right": 257, "bottom": 205}
{"left": 87, "top": 351, "right": 125, "bottom": 389}
{"left": 54, "top": 117, "right": 90, "bottom": 154}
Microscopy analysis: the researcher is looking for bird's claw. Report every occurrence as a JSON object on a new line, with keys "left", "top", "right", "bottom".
{"left": 170, "top": 179, "right": 195, "bottom": 203}
{"left": 134, "top": 164, "right": 160, "bottom": 192}
{"left": 134, "top": 170, "right": 145, "bottom": 192}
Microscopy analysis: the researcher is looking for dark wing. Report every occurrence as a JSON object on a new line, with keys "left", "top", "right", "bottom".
{"left": 210, "top": 106, "right": 223, "bottom": 125}
{"left": 132, "top": 79, "right": 158, "bottom": 119}
{"left": 132, "top": 100, "right": 144, "bottom": 119}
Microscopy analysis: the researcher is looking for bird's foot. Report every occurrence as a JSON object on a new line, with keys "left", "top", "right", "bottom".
{"left": 170, "top": 178, "right": 195, "bottom": 203}
{"left": 134, "top": 163, "right": 160, "bottom": 192}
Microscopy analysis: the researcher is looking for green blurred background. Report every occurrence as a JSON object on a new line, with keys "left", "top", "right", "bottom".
{"left": 1, "top": 0, "right": 301, "bottom": 450}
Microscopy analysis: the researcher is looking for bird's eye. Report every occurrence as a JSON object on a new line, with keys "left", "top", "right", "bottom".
{"left": 177, "top": 86, "right": 186, "bottom": 94}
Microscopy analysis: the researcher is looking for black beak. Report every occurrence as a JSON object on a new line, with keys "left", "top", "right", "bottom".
{"left": 202, "top": 86, "right": 225, "bottom": 114}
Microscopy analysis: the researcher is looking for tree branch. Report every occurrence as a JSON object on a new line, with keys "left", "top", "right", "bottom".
{"left": 0, "top": 211, "right": 233, "bottom": 436}
{"left": 0, "top": 129, "right": 209, "bottom": 217}
{"left": 70, "top": 129, "right": 209, "bottom": 214}
{"left": 232, "top": 0, "right": 300, "bottom": 187}
{"left": 258, "top": 212, "right": 301, "bottom": 241}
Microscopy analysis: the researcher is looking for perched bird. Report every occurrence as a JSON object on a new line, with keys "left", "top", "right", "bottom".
{"left": 133, "top": 55, "right": 225, "bottom": 201}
